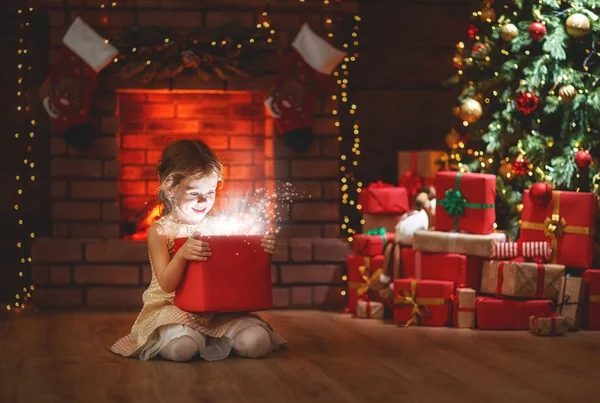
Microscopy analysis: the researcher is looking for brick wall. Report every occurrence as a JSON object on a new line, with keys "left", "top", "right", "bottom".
{"left": 30, "top": 0, "right": 357, "bottom": 310}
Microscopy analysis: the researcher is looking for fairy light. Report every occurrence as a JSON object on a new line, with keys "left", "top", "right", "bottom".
{"left": 9, "top": 5, "right": 36, "bottom": 312}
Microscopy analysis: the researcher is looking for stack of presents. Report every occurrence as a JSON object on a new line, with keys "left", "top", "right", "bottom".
{"left": 347, "top": 150, "right": 600, "bottom": 336}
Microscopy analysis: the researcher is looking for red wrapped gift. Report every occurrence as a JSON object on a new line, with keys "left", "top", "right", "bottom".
{"left": 435, "top": 172, "right": 496, "bottom": 234}
{"left": 352, "top": 228, "right": 395, "bottom": 256}
{"left": 346, "top": 254, "right": 385, "bottom": 313}
{"left": 584, "top": 270, "right": 600, "bottom": 330}
{"left": 393, "top": 279, "right": 454, "bottom": 326}
{"left": 475, "top": 297, "right": 553, "bottom": 330}
{"left": 358, "top": 181, "right": 409, "bottom": 215}
{"left": 173, "top": 235, "right": 273, "bottom": 313}
{"left": 403, "top": 251, "right": 482, "bottom": 290}
{"left": 520, "top": 190, "right": 596, "bottom": 268}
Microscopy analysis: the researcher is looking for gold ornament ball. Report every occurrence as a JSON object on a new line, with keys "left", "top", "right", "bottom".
{"left": 499, "top": 162, "right": 513, "bottom": 178}
{"left": 445, "top": 129, "right": 461, "bottom": 148}
{"left": 480, "top": 6, "right": 496, "bottom": 23}
{"left": 566, "top": 13, "right": 591, "bottom": 38}
{"left": 559, "top": 84, "right": 577, "bottom": 102}
{"left": 501, "top": 23, "right": 519, "bottom": 41}
{"left": 459, "top": 98, "right": 483, "bottom": 123}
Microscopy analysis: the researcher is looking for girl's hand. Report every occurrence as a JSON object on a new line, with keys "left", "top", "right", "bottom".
{"left": 179, "top": 233, "right": 211, "bottom": 261}
{"left": 261, "top": 233, "right": 276, "bottom": 255}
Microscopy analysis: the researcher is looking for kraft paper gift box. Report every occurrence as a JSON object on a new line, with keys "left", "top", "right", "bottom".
{"left": 393, "top": 279, "right": 454, "bottom": 327}
{"left": 453, "top": 287, "right": 476, "bottom": 328}
{"left": 404, "top": 251, "right": 483, "bottom": 290}
{"left": 476, "top": 297, "right": 554, "bottom": 330}
{"left": 397, "top": 150, "right": 446, "bottom": 183}
{"left": 480, "top": 260, "right": 565, "bottom": 300}
{"left": 520, "top": 189, "right": 596, "bottom": 268}
{"left": 347, "top": 254, "right": 386, "bottom": 313}
{"left": 528, "top": 314, "right": 568, "bottom": 336}
{"left": 435, "top": 172, "right": 496, "bottom": 235}
{"left": 412, "top": 230, "right": 506, "bottom": 258}
{"left": 356, "top": 299, "right": 385, "bottom": 319}
{"left": 358, "top": 181, "right": 409, "bottom": 215}
{"left": 557, "top": 276, "right": 585, "bottom": 330}
{"left": 173, "top": 236, "right": 273, "bottom": 313}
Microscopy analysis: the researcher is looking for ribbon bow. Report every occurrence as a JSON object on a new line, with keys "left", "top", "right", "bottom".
{"left": 544, "top": 214, "right": 567, "bottom": 239}
{"left": 399, "top": 171, "right": 423, "bottom": 198}
{"left": 365, "top": 227, "right": 388, "bottom": 249}
{"left": 438, "top": 172, "right": 495, "bottom": 230}
{"left": 394, "top": 280, "right": 427, "bottom": 326}
{"left": 350, "top": 257, "right": 384, "bottom": 297}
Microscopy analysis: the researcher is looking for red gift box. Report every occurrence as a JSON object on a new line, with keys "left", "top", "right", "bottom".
{"left": 584, "top": 270, "right": 600, "bottom": 330}
{"left": 475, "top": 297, "right": 553, "bottom": 330}
{"left": 393, "top": 279, "right": 454, "bottom": 326}
{"left": 173, "top": 235, "right": 273, "bottom": 313}
{"left": 520, "top": 190, "right": 596, "bottom": 268}
{"left": 403, "top": 251, "right": 482, "bottom": 290}
{"left": 358, "top": 181, "right": 409, "bottom": 215}
{"left": 353, "top": 230, "right": 395, "bottom": 256}
{"left": 435, "top": 172, "right": 496, "bottom": 234}
{"left": 347, "top": 254, "right": 385, "bottom": 313}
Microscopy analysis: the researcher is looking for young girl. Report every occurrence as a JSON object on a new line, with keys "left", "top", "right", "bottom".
{"left": 111, "top": 139, "right": 287, "bottom": 362}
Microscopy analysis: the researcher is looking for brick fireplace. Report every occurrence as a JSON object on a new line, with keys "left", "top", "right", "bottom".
{"left": 30, "top": 0, "right": 354, "bottom": 310}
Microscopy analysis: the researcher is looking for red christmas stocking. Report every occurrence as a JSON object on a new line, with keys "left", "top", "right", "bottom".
{"left": 39, "top": 17, "right": 118, "bottom": 150}
{"left": 264, "top": 23, "right": 346, "bottom": 152}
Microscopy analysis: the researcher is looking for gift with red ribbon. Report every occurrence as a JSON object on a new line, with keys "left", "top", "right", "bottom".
{"left": 393, "top": 279, "right": 454, "bottom": 327}
{"left": 480, "top": 259, "right": 565, "bottom": 300}
{"left": 520, "top": 189, "right": 596, "bottom": 268}
{"left": 583, "top": 269, "right": 600, "bottom": 330}
{"left": 528, "top": 312, "right": 568, "bottom": 336}
{"left": 453, "top": 287, "right": 476, "bottom": 328}
{"left": 435, "top": 172, "right": 496, "bottom": 234}
{"left": 356, "top": 295, "right": 385, "bottom": 319}
{"left": 475, "top": 297, "right": 554, "bottom": 330}
{"left": 358, "top": 181, "right": 409, "bottom": 215}
{"left": 413, "top": 229, "right": 506, "bottom": 258}
{"left": 403, "top": 251, "right": 483, "bottom": 291}
{"left": 352, "top": 227, "right": 396, "bottom": 256}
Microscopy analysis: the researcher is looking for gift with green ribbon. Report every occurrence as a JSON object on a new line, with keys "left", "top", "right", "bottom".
{"left": 352, "top": 227, "right": 395, "bottom": 256}
{"left": 436, "top": 171, "right": 496, "bottom": 234}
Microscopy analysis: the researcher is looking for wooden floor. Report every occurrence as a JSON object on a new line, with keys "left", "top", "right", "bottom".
{"left": 1, "top": 310, "right": 600, "bottom": 403}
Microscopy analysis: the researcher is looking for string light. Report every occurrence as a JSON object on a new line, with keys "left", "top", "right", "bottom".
{"left": 9, "top": 4, "right": 36, "bottom": 312}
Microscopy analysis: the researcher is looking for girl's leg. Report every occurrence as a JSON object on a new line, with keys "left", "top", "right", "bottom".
{"left": 158, "top": 335, "right": 199, "bottom": 362}
{"left": 232, "top": 325, "right": 272, "bottom": 359}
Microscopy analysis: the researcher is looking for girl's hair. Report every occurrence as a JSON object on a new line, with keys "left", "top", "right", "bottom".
{"left": 157, "top": 139, "right": 223, "bottom": 214}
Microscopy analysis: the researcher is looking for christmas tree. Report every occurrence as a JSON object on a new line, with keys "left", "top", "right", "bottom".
{"left": 446, "top": 0, "right": 600, "bottom": 240}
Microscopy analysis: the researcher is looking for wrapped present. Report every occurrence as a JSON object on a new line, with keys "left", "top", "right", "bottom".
{"left": 557, "top": 276, "right": 584, "bottom": 331}
{"left": 173, "top": 236, "right": 272, "bottom": 313}
{"left": 528, "top": 313, "right": 568, "bottom": 336}
{"left": 395, "top": 210, "right": 429, "bottom": 245}
{"left": 358, "top": 181, "right": 409, "bottom": 215}
{"left": 397, "top": 150, "right": 446, "bottom": 197}
{"left": 413, "top": 230, "right": 506, "bottom": 258}
{"left": 352, "top": 228, "right": 395, "bottom": 256}
{"left": 403, "top": 251, "right": 483, "bottom": 290}
{"left": 476, "top": 297, "right": 553, "bottom": 330}
{"left": 583, "top": 269, "right": 600, "bottom": 330}
{"left": 435, "top": 172, "right": 496, "bottom": 234}
{"left": 393, "top": 279, "right": 454, "bottom": 326}
{"left": 480, "top": 260, "right": 565, "bottom": 300}
{"left": 356, "top": 298, "right": 385, "bottom": 319}
{"left": 454, "top": 287, "right": 476, "bottom": 328}
{"left": 384, "top": 243, "right": 417, "bottom": 282}
{"left": 520, "top": 189, "right": 596, "bottom": 268}
{"left": 346, "top": 254, "right": 386, "bottom": 313}
{"left": 362, "top": 213, "right": 400, "bottom": 233}
{"left": 494, "top": 241, "right": 552, "bottom": 261}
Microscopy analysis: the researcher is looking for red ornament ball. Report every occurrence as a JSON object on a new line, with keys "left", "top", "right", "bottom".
{"left": 528, "top": 21, "right": 547, "bottom": 40}
{"left": 515, "top": 91, "right": 539, "bottom": 115}
{"left": 574, "top": 149, "right": 592, "bottom": 169}
{"left": 512, "top": 158, "right": 529, "bottom": 176}
{"left": 529, "top": 182, "right": 553, "bottom": 207}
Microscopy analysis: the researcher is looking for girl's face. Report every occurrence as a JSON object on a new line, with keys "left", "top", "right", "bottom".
{"left": 170, "top": 172, "right": 219, "bottom": 224}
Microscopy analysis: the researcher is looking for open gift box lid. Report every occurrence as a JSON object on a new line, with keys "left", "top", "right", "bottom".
{"left": 173, "top": 235, "right": 273, "bottom": 313}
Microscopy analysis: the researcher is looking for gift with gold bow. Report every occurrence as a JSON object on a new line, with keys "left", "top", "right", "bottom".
{"left": 346, "top": 254, "right": 387, "bottom": 313}
{"left": 358, "top": 181, "right": 409, "bottom": 215}
{"left": 392, "top": 279, "right": 453, "bottom": 327}
{"left": 583, "top": 269, "right": 600, "bottom": 330}
{"left": 520, "top": 189, "right": 596, "bottom": 268}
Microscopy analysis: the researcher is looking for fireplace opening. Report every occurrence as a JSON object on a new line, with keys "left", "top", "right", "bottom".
{"left": 116, "top": 89, "right": 273, "bottom": 240}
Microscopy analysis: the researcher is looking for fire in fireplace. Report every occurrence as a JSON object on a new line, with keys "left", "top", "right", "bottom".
{"left": 116, "top": 89, "right": 273, "bottom": 240}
